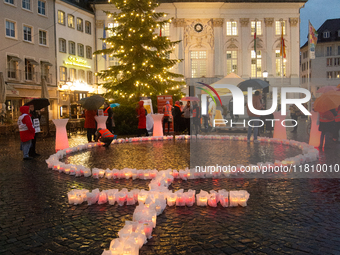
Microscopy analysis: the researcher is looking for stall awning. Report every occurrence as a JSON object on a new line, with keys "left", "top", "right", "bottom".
{"left": 8, "top": 56, "right": 22, "bottom": 63}
{"left": 41, "top": 61, "right": 53, "bottom": 67}
{"left": 26, "top": 59, "right": 39, "bottom": 66}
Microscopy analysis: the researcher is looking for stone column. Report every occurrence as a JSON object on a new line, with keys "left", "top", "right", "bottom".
{"left": 289, "top": 17, "right": 300, "bottom": 85}
{"left": 264, "top": 18, "right": 275, "bottom": 78}
{"left": 239, "top": 18, "right": 250, "bottom": 79}
{"left": 213, "top": 18, "right": 224, "bottom": 77}
{"left": 173, "top": 19, "right": 186, "bottom": 76}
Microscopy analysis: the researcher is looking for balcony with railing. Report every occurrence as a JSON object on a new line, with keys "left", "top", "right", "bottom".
{"left": 6, "top": 69, "right": 53, "bottom": 85}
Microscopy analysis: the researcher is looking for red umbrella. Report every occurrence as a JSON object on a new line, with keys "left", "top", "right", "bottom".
{"left": 181, "top": 96, "right": 199, "bottom": 101}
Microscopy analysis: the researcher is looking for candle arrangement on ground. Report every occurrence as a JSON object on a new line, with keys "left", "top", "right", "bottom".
{"left": 46, "top": 134, "right": 320, "bottom": 255}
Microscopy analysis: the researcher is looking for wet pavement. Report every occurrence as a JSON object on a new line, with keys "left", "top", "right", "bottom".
{"left": 1, "top": 121, "right": 340, "bottom": 255}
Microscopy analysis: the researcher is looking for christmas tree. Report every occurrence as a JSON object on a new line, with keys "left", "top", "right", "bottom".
{"left": 94, "top": 0, "right": 185, "bottom": 101}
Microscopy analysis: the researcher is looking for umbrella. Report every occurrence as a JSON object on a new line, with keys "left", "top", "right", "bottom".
{"left": 40, "top": 78, "right": 50, "bottom": 99}
{"left": 110, "top": 103, "right": 120, "bottom": 108}
{"left": 80, "top": 95, "right": 105, "bottom": 110}
{"left": 237, "top": 79, "right": 270, "bottom": 91}
{"left": 181, "top": 96, "right": 199, "bottom": 102}
{"left": 337, "top": 84, "right": 340, "bottom": 89}
{"left": 24, "top": 98, "right": 50, "bottom": 111}
{"left": 313, "top": 91, "right": 340, "bottom": 113}
{"left": 316, "top": 86, "right": 337, "bottom": 94}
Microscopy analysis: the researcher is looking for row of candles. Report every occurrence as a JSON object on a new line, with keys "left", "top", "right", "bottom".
{"left": 67, "top": 188, "right": 250, "bottom": 208}
{"left": 46, "top": 135, "right": 319, "bottom": 180}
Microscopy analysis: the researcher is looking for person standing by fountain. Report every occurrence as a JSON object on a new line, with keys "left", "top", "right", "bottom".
{"left": 28, "top": 104, "right": 41, "bottom": 157}
{"left": 162, "top": 101, "right": 173, "bottom": 135}
{"left": 192, "top": 101, "right": 201, "bottom": 134}
{"left": 183, "top": 101, "right": 191, "bottom": 135}
{"left": 137, "top": 100, "right": 149, "bottom": 136}
{"left": 246, "top": 91, "right": 263, "bottom": 143}
{"left": 84, "top": 109, "right": 97, "bottom": 142}
{"left": 173, "top": 101, "right": 182, "bottom": 135}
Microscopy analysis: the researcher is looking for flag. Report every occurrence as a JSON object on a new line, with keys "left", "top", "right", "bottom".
{"left": 253, "top": 21, "right": 257, "bottom": 53}
{"left": 309, "top": 21, "right": 318, "bottom": 59}
{"left": 102, "top": 22, "right": 106, "bottom": 60}
{"left": 280, "top": 22, "right": 286, "bottom": 58}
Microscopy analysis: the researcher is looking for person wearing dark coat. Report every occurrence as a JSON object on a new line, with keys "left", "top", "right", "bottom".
{"left": 28, "top": 105, "right": 41, "bottom": 157}
{"left": 173, "top": 101, "right": 182, "bottom": 134}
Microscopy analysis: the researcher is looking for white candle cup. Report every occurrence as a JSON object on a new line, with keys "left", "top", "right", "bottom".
{"left": 98, "top": 191, "right": 108, "bottom": 205}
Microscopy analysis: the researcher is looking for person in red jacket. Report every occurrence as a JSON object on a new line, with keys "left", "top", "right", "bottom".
{"left": 84, "top": 109, "right": 97, "bottom": 142}
{"left": 136, "top": 101, "right": 149, "bottom": 136}
{"left": 18, "top": 106, "right": 35, "bottom": 160}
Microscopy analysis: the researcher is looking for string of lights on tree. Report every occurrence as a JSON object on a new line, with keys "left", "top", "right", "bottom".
{"left": 94, "top": 0, "right": 186, "bottom": 101}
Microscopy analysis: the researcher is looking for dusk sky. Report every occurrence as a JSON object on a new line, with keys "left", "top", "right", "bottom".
{"left": 300, "top": 0, "right": 340, "bottom": 46}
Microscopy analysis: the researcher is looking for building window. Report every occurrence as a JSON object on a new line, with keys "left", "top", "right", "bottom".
{"left": 108, "top": 22, "right": 119, "bottom": 37}
{"left": 109, "top": 55, "right": 119, "bottom": 66}
{"left": 5, "top": 20, "right": 16, "bottom": 38}
{"left": 251, "top": 21, "right": 262, "bottom": 36}
{"left": 38, "top": 0, "right": 45, "bottom": 15}
{"left": 226, "top": 50, "right": 237, "bottom": 74}
{"left": 275, "top": 50, "right": 286, "bottom": 77}
{"left": 59, "top": 38, "right": 66, "bottom": 53}
{"left": 41, "top": 61, "right": 51, "bottom": 83}
{"left": 23, "top": 25, "right": 32, "bottom": 42}
{"left": 161, "top": 23, "right": 170, "bottom": 37}
{"left": 22, "top": 0, "right": 30, "bottom": 10}
{"left": 326, "top": 58, "right": 333, "bottom": 66}
{"left": 5, "top": 0, "right": 14, "bottom": 4}
{"left": 326, "top": 46, "right": 332, "bottom": 56}
{"left": 58, "top": 11, "right": 65, "bottom": 25}
{"left": 78, "top": 70, "right": 85, "bottom": 82}
{"left": 190, "top": 51, "right": 207, "bottom": 78}
{"left": 7, "top": 55, "right": 20, "bottom": 80}
{"left": 335, "top": 71, "right": 340, "bottom": 79}
{"left": 25, "top": 58, "right": 37, "bottom": 81}
{"left": 226, "top": 21, "right": 237, "bottom": 36}
{"left": 327, "top": 71, "right": 333, "bottom": 79}
{"left": 68, "top": 15, "right": 74, "bottom": 28}
{"left": 77, "top": 43, "right": 84, "bottom": 57}
{"left": 77, "top": 18, "right": 83, "bottom": 32}
{"left": 251, "top": 50, "right": 262, "bottom": 78}
{"left": 334, "top": 57, "right": 340, "bottom": 66}
{"left": 59, "top": 66, "right": 67, "bottom": 81}
{"left": 323, "top": 31, "right": 330, "bottom": 38}
{"left": 39, "top": 30, "right": 47, "bottom": 45}
{"left": 338, "top": 46, "right": 340, "bottom": 55}
{"left": 87, "top": 71, "right": 93, "bottom": 85}
{"left": 85, "top": 21, "right": 91, "bottom": 34}
{"left": 69, "top": 41, "right": 75, "bottom": 55}
{"left": 275, "top": 21, "right": 286, "bottom": 35}
{"left": 69, "top": 68, "right": 76, "bottom": 81}
{"left": 86, "top": 46, "right": 92, "bottom": 59}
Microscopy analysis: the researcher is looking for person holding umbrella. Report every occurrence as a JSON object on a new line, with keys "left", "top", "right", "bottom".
{"left": 84, "top": 109, "right": 97, "bottom": 142}
{"left": 246, "top": 91, "right": 263, "bottom": 143}
{"left": 28, "top": 104, "right": 41, "bottom": 157}
{"left": 318, "top": 109, "right": 336, "bottom": 148}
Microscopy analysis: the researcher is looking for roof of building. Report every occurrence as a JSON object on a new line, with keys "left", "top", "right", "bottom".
{"left": 91, "top": 0, "right": 307, "bottom": 3}
{"left": 62, "top": 0, "right": 94, "bottom": 14}
{"left": 301, "top": 18, "right": 340, "bottom": 48}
